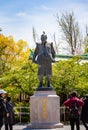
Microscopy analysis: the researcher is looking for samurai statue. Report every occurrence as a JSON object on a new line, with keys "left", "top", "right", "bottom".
{"left": 32, "top": 32, "right": 55, "bottom": 89}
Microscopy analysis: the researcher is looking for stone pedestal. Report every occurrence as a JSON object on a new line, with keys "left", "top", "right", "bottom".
{"left": 27, "top": 91, "right": 63, "bottom": 129}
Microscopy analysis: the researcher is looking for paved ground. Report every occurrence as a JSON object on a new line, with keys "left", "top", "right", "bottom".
{"left": 1, "top": 124, "right": 86, "bottom": 130}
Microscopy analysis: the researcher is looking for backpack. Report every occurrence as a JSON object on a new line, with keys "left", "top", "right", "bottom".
{"left": 70, "top": 101, "right": 79, "bottom": 119}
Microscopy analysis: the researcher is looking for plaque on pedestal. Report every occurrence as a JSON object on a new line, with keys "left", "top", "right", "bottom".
{"left": 27, "top": 90, "right": 63, "bottom": 129}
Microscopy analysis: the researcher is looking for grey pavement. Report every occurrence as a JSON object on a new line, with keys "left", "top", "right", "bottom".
{"left": 1, "top": 124, "right": 86, "bottom": 130}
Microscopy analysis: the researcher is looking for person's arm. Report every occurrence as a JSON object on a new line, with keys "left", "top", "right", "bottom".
{"left": 64, "top": 99, "right": 70, "bottom": 107}
{"left": 78, "top": 99, "right": 84, "bottom": 107}
{"left": 2, "top": 100, "right": 9, "bottom": 117}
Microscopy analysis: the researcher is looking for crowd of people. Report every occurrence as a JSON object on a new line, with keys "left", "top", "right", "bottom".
{"left": 0, "top": 89, "right": 15, "bottom": 130}
{"left": 64, "top": 91, "right": 88, "bottom": 130}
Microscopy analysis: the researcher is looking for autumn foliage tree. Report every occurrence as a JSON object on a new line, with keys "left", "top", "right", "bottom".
{"left": 0, "top": 34, "right": 38, "bottom": 101}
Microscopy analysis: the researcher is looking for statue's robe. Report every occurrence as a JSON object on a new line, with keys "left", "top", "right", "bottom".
{"left": 33, "top": 42, "right": 55, "bottom": 76}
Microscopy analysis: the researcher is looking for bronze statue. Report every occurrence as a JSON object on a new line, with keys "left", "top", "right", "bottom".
{"left": 32, "top": 32, "right": 55, "bottom": 89}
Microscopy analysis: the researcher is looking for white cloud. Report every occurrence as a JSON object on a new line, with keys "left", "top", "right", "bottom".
{"left": 16, "top": 12, "right": 27, "bottom": 17}
{"left": 40, "top": 5, "right": 53, "bottom": 11}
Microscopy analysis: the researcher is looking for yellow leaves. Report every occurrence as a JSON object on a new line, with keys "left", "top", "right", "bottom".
{"left": 14, "top": 40, "right": 29, "bottom": 66}
{"left": 16, "top": 39, "right": 28, "bottom": 47}
{"left": 0, "top": 34, "right": 30, "bottom": 69}
{"left": 0, "top": 35, "right": 8, "bottom": 54}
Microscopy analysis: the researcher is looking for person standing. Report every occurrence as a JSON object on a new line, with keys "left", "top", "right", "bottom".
{"left": 4, "top": 96, "right": 15, "bottom": 130}
{"left": 64, "top": 91, "right": 84, "bottom": 130}
{"left": 0, "top": 90, "right": 8, "bottom": 130}
{"left": 81, "top": 94, "right": 88, "bottom": 130}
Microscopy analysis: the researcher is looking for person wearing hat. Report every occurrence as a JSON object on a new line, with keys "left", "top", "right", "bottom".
{"left": 0, "top": 90, "right": 9, "bottom": 130}
{"left": 4, "top": 96, "right": 15, "bottom": 130}
{"left": 32, "top": 32, "right": 55, "bottom": 89}
{"left": 81, "top": 94, "right": 88, "bottom": 130}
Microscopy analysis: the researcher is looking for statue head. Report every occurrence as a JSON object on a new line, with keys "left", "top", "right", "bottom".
{"left": 41, "top": 31, "right": 47, "bottom": 43}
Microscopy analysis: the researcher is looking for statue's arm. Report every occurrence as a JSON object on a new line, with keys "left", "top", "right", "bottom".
{"left": 32, "top": 43, "right": 38, "bottom": 63}
{"left": 51, "top": 42, "right": 56, "bottom": 59}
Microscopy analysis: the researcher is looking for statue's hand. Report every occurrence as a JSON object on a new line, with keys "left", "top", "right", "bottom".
{"left": 52, "top": 59, "right": 56, "bottom": 63}
{"left": 32, "top": 59, "right": 38, "bottom": 64}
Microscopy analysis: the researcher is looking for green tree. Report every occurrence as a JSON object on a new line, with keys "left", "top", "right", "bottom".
{"left": 52, "top": 56, "right": 88, "bottom": 104}
{"left": 0, "top": 60, "right": 38, "bottom": 100}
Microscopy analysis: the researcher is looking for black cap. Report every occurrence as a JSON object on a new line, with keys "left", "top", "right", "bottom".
{"left": 71, "top": 91, "right": 77, "bottom": 97}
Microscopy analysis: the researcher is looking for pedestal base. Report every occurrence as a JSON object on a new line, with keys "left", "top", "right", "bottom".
{"left": 27, "top": 91, "right": 63, "bottom": 129}
{"left": 27, "top": 122, "right": 63, "bottom": 129}
{"left": 36, "top": 86, "right": 54, "bottom": 91}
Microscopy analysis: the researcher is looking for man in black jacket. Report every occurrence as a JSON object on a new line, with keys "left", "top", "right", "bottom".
{"left": 0, "top": 89, "right": 8, "bottom": 130}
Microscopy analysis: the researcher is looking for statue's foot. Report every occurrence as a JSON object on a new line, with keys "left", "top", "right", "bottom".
{"left": 36, "top": 84, "right": 42, "bottom": 91}
{"left": 47, "top": 81, "right": 51, "bottom": 87}
{"left": 38, "top": 84, "right": 42, "bottom": 88}
{"left": 38, "top": 82, "right": 43, "bottom": 88}
{"left": 48, "top": 85, "right": 53, "bottom": 88}
{"left": 47, "top": 84, "right": 51, "bottom": 87}
{"left": 47, "top": 82, "right": 54, "bottom": 90}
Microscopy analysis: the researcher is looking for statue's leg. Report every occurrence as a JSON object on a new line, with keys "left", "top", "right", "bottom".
{"left": 38, "top": 75, "right": 43, "bottom": 88}
{"left": 46, "top": 75, "right": 51, "bottom": 87}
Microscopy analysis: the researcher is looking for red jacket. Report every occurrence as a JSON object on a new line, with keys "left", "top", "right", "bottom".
{"left": 64, "top": 96, "right": 84, "bottom": 109}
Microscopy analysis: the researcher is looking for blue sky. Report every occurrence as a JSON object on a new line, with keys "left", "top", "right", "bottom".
{"left": 0, "top": 0, "right": 88, "bottom": 48}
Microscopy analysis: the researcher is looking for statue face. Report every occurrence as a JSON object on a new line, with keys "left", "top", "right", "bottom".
{"left": 41, "top": 33, "right": 47, "bottom": 43}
